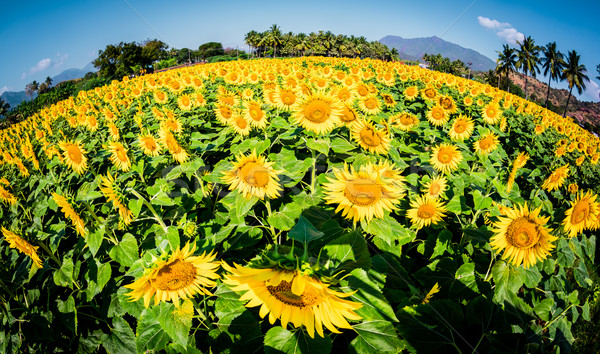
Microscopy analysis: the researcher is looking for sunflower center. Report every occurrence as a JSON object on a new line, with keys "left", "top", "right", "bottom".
{"left": 116, "top": 147, "right": 128, "bottom": 162}
{"left": 142, "top": 137, "right": 157, "bottom": 151}
{"left": 344, "top": 179, "right": 382, "bottom": 206}
{"left": 165, "top": 134, "right": 182, "bottom": 153}
{"left": 479, "top": 136, "right": 494, "bottom": 150}
{"left": 359, "top": 127, "right": 381, "bottom": 147}
{"left": 425, "top": 89, "right": 436, "bottom": 98}
{"left": 364, "top": 98, "right": 378, "bottom": 110}
{"left": 236, "top": 116, "right": 248, "bottom": 129}
{"left": 220, "top": 106, "right": 233, "bottom": 119}
{"left": 506, "top": 217, "right": 540, "bottom": 249}
{"left": 454, "top": 121, "right": 467, "bottom": 133}
{"left": 429, "top": 183, "right": 441, "bottom": 195}
{"left": 151, "top": 259, "right": 196, "bottom": 291}
{"left": 486, "top": 107, "right": 497, "bottom": 117}
{"left": 281, "top": 91, "right": 296, "bottom": 105}
{"left": 432, "top": 109, "right": 444, "bottom": 120}
{"left": 571, "top": 200, "right": 590, "bottom": 224}
{"left": 340, "top": 108, "right": 357, "bottom": 123}
{"left": 250, "top": 106, "right": 263, "bottom": 121}
{"left": 417, "top": 203, "right": 437, "bottom": 219}
{"left": 267, "top": 280, "right": 320, "bottom": 308}
{"left": 239, "top": 161, "right": 270, "bottom": 187}
{"left": 66, "top": 145, "right": 83, "bottom": 164}
{"left": 400, "top": 114, "right": 415, "bottom": 126}
{"left": 437, "top": 148, "right": 454, "bottom": 164}
{"left": 303, "top": 100, "right": 331, "bottom": 123}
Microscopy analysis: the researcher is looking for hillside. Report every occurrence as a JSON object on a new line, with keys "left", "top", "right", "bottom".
{"left": 379, "top": 35, "right": 496, "bottom": 71}
{"left": 509, "top": 72, "right": 600, "bottom": 127}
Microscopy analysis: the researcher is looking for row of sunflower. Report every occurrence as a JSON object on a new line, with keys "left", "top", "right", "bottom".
{"left": 0, "top": 56, "right": 598, "bottom": 352}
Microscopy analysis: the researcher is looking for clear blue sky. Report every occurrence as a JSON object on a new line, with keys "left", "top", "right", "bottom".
{"left": 1, "top": 0, "right": 599, "bottom": 101}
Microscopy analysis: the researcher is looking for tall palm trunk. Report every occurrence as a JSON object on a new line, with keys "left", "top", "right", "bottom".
{"left": 506, "top": 72, "right": 510, "bottom": 93}
{"left": 545, "top": 75, "right": 552, "bottom": 108}
{"left": 524, "top": 75, "right": 529, "bottom": 100}
{"left": 563, "top": 86, "right": 573, "bottom": 117}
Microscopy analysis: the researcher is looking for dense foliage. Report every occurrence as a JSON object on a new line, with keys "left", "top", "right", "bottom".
{"left": 0, "top": 57, "right": 599, "bottom": 353}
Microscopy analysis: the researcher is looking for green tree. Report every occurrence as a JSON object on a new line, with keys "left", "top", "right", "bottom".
{"left": 0, "top": 98, "right": 10, "bottom": 119}
{"left": 197, "top": 42, "right": 224, "bottom": 59}
{"left": 516, "top": 36, "right": 541, "bottom": 100}
{"left": 561, "top": 50, "right": 590, "bottom": 117}
{"left": 496, "top": 44, "right": 518, "bottom": 93}
{"left": 244, "top": 30, "right": 260, "bottom": 58}
{"left": 262, "top": 24, "right": 282, "bottom": 58}
{"left": 541, "top": 42, "right": 565, "bottom": 108}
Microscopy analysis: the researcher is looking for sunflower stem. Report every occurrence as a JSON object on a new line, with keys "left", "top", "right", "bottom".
{"left": 38, "top": 241, "right": 62, "bottom": 267}
{"left": 310, "top": 148, "right": 317, "bottom": 194}
{"left": 126, "top": 188, "right": 168, "bottom": 234}
{"left": 264, "top": 199, "right": 278, "bottom": 243}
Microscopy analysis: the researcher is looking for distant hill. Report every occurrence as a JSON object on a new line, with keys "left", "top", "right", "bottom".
{"left": 379, "top": 35, "right": 496, "bottom": 71}
{"left": 1, "top": 63, "right": 96, "bottom": 108}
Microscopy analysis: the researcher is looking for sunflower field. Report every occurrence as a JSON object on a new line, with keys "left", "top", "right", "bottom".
{"left": 1, "top": 57, "right": 599, "bottom": 353}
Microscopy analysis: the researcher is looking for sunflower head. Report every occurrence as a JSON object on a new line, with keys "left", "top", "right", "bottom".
{"left": 562, "top": 190, "right": 599, "bottom": 238}
{"left": 221, "top": 150, "right": 282, "bottom": 200}
{"left": 125, "top": 242, "right": 220, "bottom": 308}
{"left": 406, "top": 195, "right": 447, "bottom": 229}
{"left": 351, "top": 119, "right": 391, "bottom": 155}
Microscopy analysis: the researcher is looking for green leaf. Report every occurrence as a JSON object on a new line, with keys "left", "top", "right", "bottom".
{"left": 455, "top": 262, "right": 477, "bottom": 291}
{"left": 534, "top": 298, "right": 554, "bottom": 321}
{"left": 264, "top": 326, "right": 332, "bottom": 354}
{"left": 108, "top": 233, "right": 139, "bottom": 267}
{"left": 345, "top": 269, "right": 398, "bottom": 322}
{"left": 574, "top": 261, "right": 592, "bottom": 288}
{"left": 581, "top": 299, "right": 591, "bottom": 321}
{"left": 97, "top": 261, "right": 112, "bottom": 292}
{"left": 491, "top": 261, "right": 525, "bottom": 302}
{"left": 288, "top": 216, "right": 323, "bottom": 244}
{"left": 322, "top": 230, "right": 371, "bottom": 271}
{"left": 522, "top": 266, "right": 543, "bottom": 288}
{"left": 268, "top": 201, "right": 304, "bottom": 231}
{"left": 158, "top": 302, "right": 193, "bottom": 348}
{"left": 87, "top": 225, "right": 104, "bottom": 257}
{"left": 102, "top": 317, "right": 136, "bottom": 354}
{"left": 556, "top": 239, "right": 575, "bottom": 267}
{"left": 136, "top": 307, "right": 170, "bottom": 353}
{"left": 472, "top": 190, "right": 493, "bottom": 210}
{"left": 330, "top": 137, "right": 356, "bottom": 154}
{"left": 446, "top": 195, "right": 468, "bottom": 214}
{"left": 53, "top": 257, "right": 74, "bottom": 288}
{"left": 362, "top": 215, "right": 415, "bottom": 249}
{"left": 308, "top": 138, "right": 330, "bottom": 155}
{"left": 351, "top": 320, "right": 404, "bottom": 353}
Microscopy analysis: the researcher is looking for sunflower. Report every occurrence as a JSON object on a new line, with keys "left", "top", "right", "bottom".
{"left": 159, "top": 128, "right": 188, "bottom": 164}
{"left": 177, "top": 94, "right": 193, "bottom": 111}
{"left": 421, "top": 86, "right": 437, "bottom": 101}
{"left": 243, "top": 100, "right": 268, "bottom": 129}
{"left": 58, "top": 140, "right": 88, "bottom": 174}
{"left": 351, "top": 120, "right": 391, "bottom": 155}
{"left": 430, "top": 143, "right": 463, "bottom": 174}
{"left": 562, "top": 190, "right": 599, "bottom": 238}
{"left": 137, "top": 133, "right": 161, "bottom": 157}
{"left": 274, "top": 88, "right": 298, "bottom": 111}
{"left": 107, "top": 122, "right": 120, "bottom": 140}
{"left": 421, "top": 175, "right": 448, "bottom": 199}
{"left": 406, "top": 195, "right": 447, "bottom": 229}
{"left": 482, "top": 101, "right": 502, "bottom": 125}
{"left": 364, "top": 160, "right": 407, "bottom": 192}
{"left": 381, "top": 93, "right": 396, "bottom": 107}
{"left": 390, "top": 112, "right": 419, "bottom": 131}
{"left": 229, "top": 113, "right": 252, "bottom": 137}
{"left": 490, "top": 203, "right": 556, "bottom": 268}
{"left": 0, "top": 185, "right": 17, "bottom": 205}
{"left": 323, "top": 164, "right": 402, "bottom": 224}
{"left": 358, "top": 96, "right": 382, "bottom": 115}
{"left": 52, "top": 192, "right": 86, "bottom": 237}
{"left": 403, "top": 86, "right": 419, "bottom": 101}
{"left": 506, "top": 152, "right": 530, "bottom": 193}
{"left": 291, "top": 91, "right": 343, "bottom": 135}
{"left": 153, "top": 89, "right": 169, "bottom": 105}
{"left": 2, "top": 227, "right": 43, "bottom": 268}
{"left": 448, "top": 115, "right": 474, "bottom": 141}
{"left": 576, "top": 155, "right": 585, "bottom": 166}
{"left": 214, "top": 104, "right": 235, "bottom": 125}
{"left": 99, "top": 172, "right": 133, "bottom": 225}
{"left": 541, "top": 164, "right": 570, "bottom": 191}
{"left": 474, "top": 132, "right": 500, "bottom": 155}
{"left": 222, "top": 264, "right": 362, "bottom": 339}
{"left": 334, "top": 86, "right": 356, "bottom": 105}
{"left": 568, "top": 183, "right": 579, "bottom": 194}
{"left": 339, "top": 105, "right": 359, "bottom": 126}
{"left": 438, "top": 95, "right": 457, "bottom": 114}
{"left": 426, "top": 105, "right": 449, "bottom": 126}
{"left": 125, "top": 242, "right": 220, "bottom": 308}
{"left": 107, "top": 141, "right": 131, "bottom": 172}
{"left": 221, "top": 150, "right": 282, "bottom": 200}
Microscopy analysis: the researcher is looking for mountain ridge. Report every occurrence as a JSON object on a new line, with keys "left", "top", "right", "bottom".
{"left": 379, "top": 35, "right": 496, "bottom": 71}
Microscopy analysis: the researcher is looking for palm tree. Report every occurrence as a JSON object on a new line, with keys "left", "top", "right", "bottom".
{"left": 295, "top": 33, "right": 310, "bottom": 56}
{"left": 262, "top": 24, "right": 282, "bottom": 58}
{"left": 44, "top": 76, "right": 53, "bottom": 87}
{"left": 244, "top": 30, "right": 259, "bottom": 58}
{"left": 0, "top": 98, "right": 10, "bottom": 119}
{"left": 496, "top": 44, "right": 518, "bottom": 93}
{"left": 561, "top": 50, "right": 589, "bottom": 117}
{"left": 541, "top": 42, "right": 565, "bottom": 108}
{"left": 516, "top": 36, "right": 541, "bottom": 100}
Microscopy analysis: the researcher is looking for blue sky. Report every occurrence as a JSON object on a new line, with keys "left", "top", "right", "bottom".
{"left": 1, "top": 0, "right": 599, "bottom": 101}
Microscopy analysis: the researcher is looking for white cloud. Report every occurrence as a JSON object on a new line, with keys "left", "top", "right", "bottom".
{"left": 0, "top": 86, "right": 12, "bottom": 95}
{"left": 21, "top": 52, "right": 69, "bottom": 79}
{"left": 478, "top": 16, "right": 525, "bottom": 45}
{"left": 53, "top": 52, "right": 69, "bottom": 69}
{"left": 30, "top": 58, "right": 51, "bottom": 74}
{"left": 584, "top": 80, "right": 600, "bottom": 102}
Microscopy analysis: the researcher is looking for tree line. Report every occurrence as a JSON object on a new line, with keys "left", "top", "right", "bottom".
{"left": 494, "top": 36, "right": 598, "bottom": 117}
{"left": 244, "top": 24, "right": 399, "bottom": 61}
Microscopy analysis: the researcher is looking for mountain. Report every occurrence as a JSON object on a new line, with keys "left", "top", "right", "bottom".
{"left": 379, "top": 35, "right": 496, "bottom": 71}
{"left": 1, "top": 63, "right": 96, "bottom": 108}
